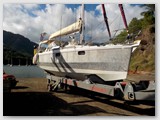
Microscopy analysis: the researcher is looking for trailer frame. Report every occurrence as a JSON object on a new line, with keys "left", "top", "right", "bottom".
{"left": 46, "top": 74, "right": 155, "bottom": 101}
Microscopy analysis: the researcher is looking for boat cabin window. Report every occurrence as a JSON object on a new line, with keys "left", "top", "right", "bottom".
{"left": 78, "top": 51, "right": 85, "bottom": 55}
{"left": 38, "top": 43, "right": 48, "bottom": 53}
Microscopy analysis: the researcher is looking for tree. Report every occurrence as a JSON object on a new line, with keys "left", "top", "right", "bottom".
{"left": 112, "top": 4, "right": 155, "bottom": 44}
{"left": 112, "top": 18, "right": 142, "bottom": 44}
{"left": 112, "top": 30, "right": 128, "bottom": 44}
{"left": 140, "top": 4, "right": 155, "bottom": 28}
{"left": 128, "top": 18, "right": 142, "bottom": 35}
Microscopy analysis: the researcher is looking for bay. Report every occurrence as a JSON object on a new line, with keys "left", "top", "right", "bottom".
{"left": 3, "top": 65, "right": 46, "bottom": 78}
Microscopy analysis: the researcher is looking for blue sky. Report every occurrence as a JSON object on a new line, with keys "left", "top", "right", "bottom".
{"left": 66, "top": 4, "right": 99, "bottom": 11}
{"left": 39, "top": 4, "right": 99, "bottom": 11}
{"left": 34, "top": 4, "right": 100, "bottom": 16}
{"left": 3, "top": 4, "right": 147, "bottom": 43}
{"left": 31, "top": 4, "right": 99, "bottom": 12}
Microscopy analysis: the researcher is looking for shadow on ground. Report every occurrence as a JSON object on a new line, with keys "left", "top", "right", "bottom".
{"left": 3, "top": 90, "right": 155, "bottom": 116}
{"left": 3, "top": 92, "right": 107, "bottom": 116}
{"left": 13, "top": 86, "right": 29, "bottom": 89}
{"left": 67, "top": 87, "right": 155, "bottom": 116}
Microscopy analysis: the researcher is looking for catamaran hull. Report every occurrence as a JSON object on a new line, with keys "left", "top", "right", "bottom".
{"left": 37, "top": 45, "right": 133, "bottom": 81}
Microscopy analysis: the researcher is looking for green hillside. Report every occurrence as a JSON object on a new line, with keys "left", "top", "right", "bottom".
{"left": 112, "top": 4, "right": 155, "bottom": 73}
{"left": 3, "top": 30, "right": 38, "bottom": 65}
{"left": 129, "top": 25, "right": 155, "bottom": 72}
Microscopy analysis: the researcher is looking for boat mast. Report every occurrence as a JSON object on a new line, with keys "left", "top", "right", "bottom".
{"left": 101, "top": 4, "right": 111, "bottom": 40}
{"left": 80, "top": 4, "right": 85, "bottom": 44}
{"left": 118, "top": 4, "right": 128, "bottom": 32}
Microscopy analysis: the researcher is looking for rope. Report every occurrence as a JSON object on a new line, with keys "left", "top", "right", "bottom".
{"left": 85, "top": 5, "right": 122, "bottom": 42}
{"left": 84, "top": 19, "right": 104, "bottom": 36}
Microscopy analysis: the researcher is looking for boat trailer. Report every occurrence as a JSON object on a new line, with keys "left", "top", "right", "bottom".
{"left": 46, "top": 74, "right": 155, "bottom": 101}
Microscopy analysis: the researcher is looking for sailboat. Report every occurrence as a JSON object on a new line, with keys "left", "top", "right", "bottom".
{"left": 33, "top": 4, "right": 141, "bottom": 81}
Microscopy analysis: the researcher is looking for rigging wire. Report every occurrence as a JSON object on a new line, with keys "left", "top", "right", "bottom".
{"left": 85, "top": 4, "right": 121, "bottom": 42}
{"left": 90, "top": 4, "right": 94, "bottom": 41}
{"left": 109, "top": 15, "right": 120, "bottom": 26}
{"left": 84, "top": 20, "right": 104, "bottom": 37}
{"left": 112, "top": 14, "right": 123, "bottom": 39}
{"left": 73, "top": 4, "right": 77, "bottom": 38}
{"left": 60, "top": 15, "right": 62, "bottom": 41}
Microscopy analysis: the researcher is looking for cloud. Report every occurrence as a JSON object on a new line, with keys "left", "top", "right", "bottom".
{"left": 96, "top": 4, "right": 147, "bottom": 39}
{"left": 3, "top": 4, "right": 147, "bottom": 43}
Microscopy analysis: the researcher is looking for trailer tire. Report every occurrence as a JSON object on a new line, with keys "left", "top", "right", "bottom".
{"left": 47, "top": 84, "right": 58, "bottom": 92}
{"left": 47, "top": 84, "right": 52, "bottom": 92}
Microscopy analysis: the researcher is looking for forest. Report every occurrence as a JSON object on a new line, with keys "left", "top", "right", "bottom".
{"left": 119, "top": 4, "right": 155, "bottom": 73}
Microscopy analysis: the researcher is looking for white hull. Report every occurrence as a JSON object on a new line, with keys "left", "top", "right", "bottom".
{"left": 36, "top": 45, "right": 136, "bottom": 81}
{"left": 39, "top": 65, "right": 127, "bottom": 81}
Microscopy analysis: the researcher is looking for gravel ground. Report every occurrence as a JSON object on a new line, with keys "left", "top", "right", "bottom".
{"left": 3, "top": 74, "right": 155, "bottom": 116}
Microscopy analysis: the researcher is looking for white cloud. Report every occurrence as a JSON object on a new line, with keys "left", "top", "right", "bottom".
{"left": 95, "top": 4, "right": 147, "bottom": 39}
{"left": 3, "top": 4, "right": 147, "bottom": 43}
{"left": 21, "top": 4, "right": 39, "bottom": 10}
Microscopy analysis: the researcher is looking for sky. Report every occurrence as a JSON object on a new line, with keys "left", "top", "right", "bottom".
{"left": 3, "top": 4, "right": 148, "bottom": 43}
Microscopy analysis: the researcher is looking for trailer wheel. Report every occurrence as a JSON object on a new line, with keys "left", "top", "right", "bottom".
{"left": 60, "top": 83, "right": 65, "bottom": 89}
{"left": 47, "top": 84, "right": 52, "bottom": 92}
{"left": 47, "top": 83, "right": 58, "bottom": 92}
{"left": 47, "top": 79, "right": 52, "bottom": 91}
{"left": 47, "top": 79, "right": 60, "bottom": 92}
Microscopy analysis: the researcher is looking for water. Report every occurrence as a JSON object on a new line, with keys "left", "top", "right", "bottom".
{"left": 3, "top": 65, "right": 46, "bottom": 78}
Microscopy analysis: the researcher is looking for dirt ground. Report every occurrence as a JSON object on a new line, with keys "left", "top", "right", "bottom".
{"left": 3, "top": 74, "right": 155, "bottom": 116}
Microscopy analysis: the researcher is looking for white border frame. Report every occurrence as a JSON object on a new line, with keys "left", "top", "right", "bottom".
{"left": 1, "top": 0, "right": 159, "bottom": 120}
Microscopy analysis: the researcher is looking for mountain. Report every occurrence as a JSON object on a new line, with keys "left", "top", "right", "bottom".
{"left": 3, "top": 30, "right": 38, "bottom": 65}
{"left": 3, "top": 30, "right": 37, "bottom": 56}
